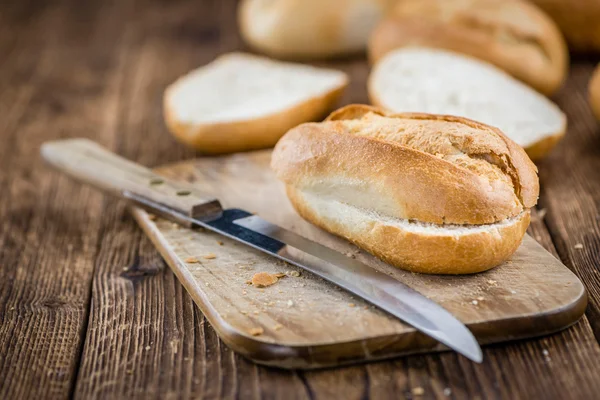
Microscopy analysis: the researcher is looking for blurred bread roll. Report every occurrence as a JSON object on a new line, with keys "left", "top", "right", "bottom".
{"left": 164, "top": 53, "right": 348, "bottom": 154}
{"left": 369, "top": 0, "right": 568, "bottom": 95}
{"left": 528, "top": 0, "right": 600, "bottom": 52}
{"left": 238, "top": 0, "right": 396, "bottom": 59}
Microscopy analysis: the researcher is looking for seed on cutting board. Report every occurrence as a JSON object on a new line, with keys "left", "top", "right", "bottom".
{"left": 273, "top": 324, "right": 283, "bottom": 331}
{"left": 185, "top": 257, "right": 199, "bottom": 263}
{"left": 203, "top": 253, "right": 217, "bottom": 259}
{"left": 149, "top": 178, "right": 164, "bottom": 185}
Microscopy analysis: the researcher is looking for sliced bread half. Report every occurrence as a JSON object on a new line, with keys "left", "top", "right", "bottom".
{"left": 368, "top": 48, "right": 566, "bottom": 161}
{"left": 164, "top": 53, "right": 348, "bottom": 154}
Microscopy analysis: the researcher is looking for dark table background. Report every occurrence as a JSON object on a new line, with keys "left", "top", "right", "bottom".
{"left": 1, "top": 0, "right": 599, "bottom": 398}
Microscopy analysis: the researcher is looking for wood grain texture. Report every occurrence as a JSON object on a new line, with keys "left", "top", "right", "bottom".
{"left": 126, "top": 151, "right": 586, "bottom": 368}
{"left": 1, "top": 0, "right": 600, "bottom": 399}
{"left": 540, "top": 63, "right": 600, "bottom": 343}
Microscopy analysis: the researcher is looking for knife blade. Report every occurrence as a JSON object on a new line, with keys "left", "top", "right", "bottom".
{"left": 125, "top": 191, "right": 482, "bottom": 363}
{"left": 42, "top": 138, "right": 482, "bottom": 363}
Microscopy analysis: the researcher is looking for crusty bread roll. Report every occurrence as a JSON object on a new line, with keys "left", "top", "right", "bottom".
{"left": 528, "top": 0, "right": 600, "bottom": 52}
{"left": 369, "top": 0, "right": 568, "bottom": 95}
{"left": 272, "top": 105, "right": 539, "bottom": 274}
{"left": 164, "top": 53, "right": 348, "bottom": 154}
{"left": 368, "top": 48, "right": 567, "bottom": 161}
{"left": 238, "top": 0, "right": 396, "bottom": 59}
{"left": 590, "top": 64, "right": 600, "bottom": 120}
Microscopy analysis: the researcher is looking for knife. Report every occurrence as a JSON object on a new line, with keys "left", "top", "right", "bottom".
{"left": 41, "top": 138, "right": 483, "bottom": 363}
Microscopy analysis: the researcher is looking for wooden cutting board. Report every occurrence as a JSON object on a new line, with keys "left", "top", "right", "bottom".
{"left": 131, "top": 150, "right": 587, "bottom": 369}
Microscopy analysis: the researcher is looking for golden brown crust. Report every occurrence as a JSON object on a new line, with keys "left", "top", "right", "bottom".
{"left": 286, "top": 186, "right": 531, "bottom": 274}
{"left": 529, "top": 0, "right": 600, "bottom": 52}
{"left": 589, "top": 64, "right": 600, "bottom": 121}
{"left": 524, "top": 131, "right": 565, "bottom": 161}
{"left": 368, "top": 0, "right": 568, "bottom": 95}
{"left": 272, "top": 105, "right": 539, "bottom": 225}
{"left": 164, "top": 84, "right": 346, "bottom": 154}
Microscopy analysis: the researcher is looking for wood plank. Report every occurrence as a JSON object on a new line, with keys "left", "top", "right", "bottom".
{"left": 540, "top": 61, "right": 600, "bottom": 342}
{"left": 0, "top": 0, "right": 131, "bottom": 398}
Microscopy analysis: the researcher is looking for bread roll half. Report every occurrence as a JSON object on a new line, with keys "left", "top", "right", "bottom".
{"left": 368, "top": 48, "right": 567, "bottom": 161}
{"left": 164, "top": 53, "right": 348, "bottom": 154}
{"left": 272, "top": 105, "right": 539, "bottom": 274}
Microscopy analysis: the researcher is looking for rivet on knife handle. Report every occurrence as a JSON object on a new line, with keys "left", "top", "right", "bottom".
{"left": 40, "top": 139, "right": 223, "bottom": 225}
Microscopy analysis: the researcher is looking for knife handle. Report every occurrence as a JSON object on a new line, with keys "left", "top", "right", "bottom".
{"left": 41, "top": 138, "right": 222, "bottom": 224}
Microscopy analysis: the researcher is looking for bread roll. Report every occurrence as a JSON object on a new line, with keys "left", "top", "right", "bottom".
{"left": 528, "top": 0, "right": 600, "bottom": 52}
{"left": 590, "top": 64, "right": 600, "bottom": 120}
{"left": 238, "top": 0, "right": 395, "bottom": 59}
{"left": 368, "top": 48, "right": 567, "bottom": 161}
{"left": 369, "top": 0, "right": 568, "bottom": 95}
{"left": 164, "top": 53, "right": 348, "bottom": 154}
{"left": 272, "top": 105, "right": 539, "bottom": 274}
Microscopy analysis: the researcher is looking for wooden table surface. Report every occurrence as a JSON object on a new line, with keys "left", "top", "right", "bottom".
{"left": 1, "top": 0, "right": 599, "bottom": 398}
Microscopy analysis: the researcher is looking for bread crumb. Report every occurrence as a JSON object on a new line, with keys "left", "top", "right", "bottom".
{"left": 145, "top": 346, "right": 151, "bottom": 351}
{"left": 542, "top": 349, "right": 549, "bottom": 356}
{"left": 147, "top": 213, "right": 157, "bottom": 221}
{"left": 287, "top": 270, "right": 301, "bottom": 277}
{"left": 203, "top": 253, "right": 217, "bottom": 259}
{"left": 274, "top": 272, "right": 286, "bottom": 278}
{"left": 477, "top": 296, "right": 484, "bottom": 301}
{"left": 443, "top": 388, "right": 452, "bottom": 397}
{"left": 249, "top": 327, "right": 264, "bottom": 336}
{"left": 472, "top": 300, "right": 478, "bottom": 305}
{"left": 185, "top": 257, "right": 199, "bottom": 263}
{"left": 574, "top": 243, "right": 583, "bottom": 249}
{"left": 216, "top": 240, "right": 224, "bottom": 246}
{"left": 240, "top": 310, "right": 248, "bottom": 315}
{"left": 242, "top": 290, "right": 247, "bottom": 295}
{"left": 412, "top": 387, "right": 424, "bottom": 396}
{"left": 287, "top": 300, "right": 294, "bottom": 307}
{"left": 252, "top": 272, "right": 279, "bottom": 288}
{"left": 253, "top": 310, "right": 260, "bottom": 315}
{"left": 487, "top": 279, "right": 497, "bottom": 286}
{"left": 273, "top": 324, "right": 283, "bottom": 331}
{"left": 511, "top": 290, "right": 517, "bottom": 294}
{"left": 348, "top": 303, "right": 356, "bottom": 307}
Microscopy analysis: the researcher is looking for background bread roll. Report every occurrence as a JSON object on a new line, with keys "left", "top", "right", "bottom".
{"left": 164, "top": 53, "right": 348, "bottom": 154}
{"left": 590, "top": 64, "right": 600, "bottom": 120}
{"left": 528, "top": 0, "right": 600, "bottom": 52}
{"left": 272, "top": 105, "right": 539, "bottom": 274}
{"left": 368, "top": 48, "right": 567, "bottom": 161}
{"left": 238, "top": 0, "right": 396, "bottom": 59}
{"left": 369, "top": 0, "right": 568, "bottom": 95}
